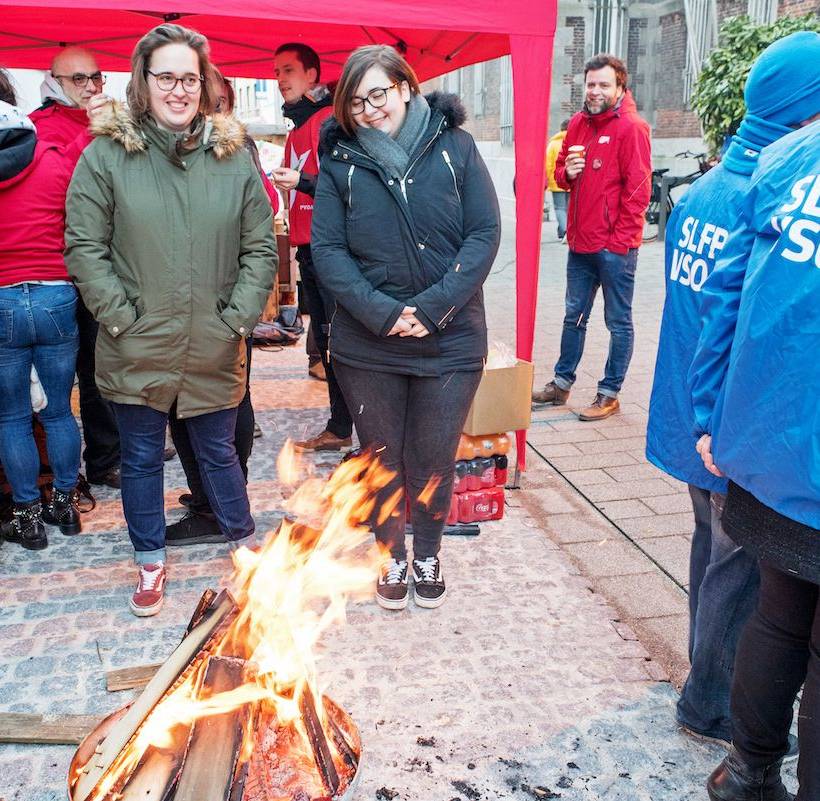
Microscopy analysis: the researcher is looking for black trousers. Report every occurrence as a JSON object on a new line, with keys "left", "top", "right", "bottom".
{"left": 75, "top": 296, "right": 120, "bottom": 478}
{"left": 334, "top": 362, "right": 481, "bottom": 560}
{"left": 168, "top": 340, "right": 255, "bottom": 514}
{"left": 731, "top": 559, "right": 819, "bottom": 798}
{"left": 297, "top": 245, "right": 353, "bottom": 439}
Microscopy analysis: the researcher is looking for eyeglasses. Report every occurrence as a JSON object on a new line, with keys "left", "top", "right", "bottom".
{"left": 146, "top": 70, "right": 203, "bottom": 94}
{"left": 350, "top": 82, "right": 399, "bottom": 115}
{"left": 53, "top": 72, "right": 105, "bottom": 88}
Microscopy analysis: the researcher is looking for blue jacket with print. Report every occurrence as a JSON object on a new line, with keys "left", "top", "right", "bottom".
{"left": 688, "top": 122, "right": 820, "bottom": 528}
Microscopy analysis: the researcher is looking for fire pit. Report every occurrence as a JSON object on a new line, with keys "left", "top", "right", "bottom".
{"left": 67, "top": 447, "right": 395, "bottom": 801}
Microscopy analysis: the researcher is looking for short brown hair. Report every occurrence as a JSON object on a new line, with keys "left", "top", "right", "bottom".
{"left": 126, "top": 24, "right": 215, "bottom": 123}
{"left": 0, "top": 68, "right": 16, "bottom": 105}
{"left": 333, "top": 45, "right": 421, "bottom": 137}
{"left": 275, "top": 43, "right": 321, "bottom": 83}
{"left": 584, "top": 53, "right": 628, "bottom": 88}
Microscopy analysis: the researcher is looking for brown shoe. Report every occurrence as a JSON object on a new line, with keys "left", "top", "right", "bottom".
{"left": 532, "top": 381, "right": 570, "bottom": 406}
{"left": 578, "top": 394, "right": 620, "bottom": 421}
{"left": 308, "top": 361, "right": 327, "bottom": 381}
{"left": 293, "top": 429, "right": 352, "bottom": 452}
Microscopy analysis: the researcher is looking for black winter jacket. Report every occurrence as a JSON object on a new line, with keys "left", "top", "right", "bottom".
{"left": 311, "top": 92, "right": 501, "bottom": 376}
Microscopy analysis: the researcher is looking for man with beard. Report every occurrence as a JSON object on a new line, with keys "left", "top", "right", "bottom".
{"left": 532, "top": 54, "right": 651, "bottom": 421}
{"left": 271, "top": 43, "right": 354, "bottom": 452}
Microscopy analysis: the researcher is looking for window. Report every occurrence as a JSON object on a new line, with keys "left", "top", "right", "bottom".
{"left": 593, "top": 0, "right": 626, "bottom": 55}
{"left": 445, "top": 68, "right": 461, "bottom": 96}
{"left": 254, "top": 78, "right": 269, "bottom": 95}
{"left": 681, "top": 0, "right": 718, "bottom": 104}
{"left": 746, "top": 0, "right": 776, "bottom": 23}
{"left": 473, "top": 61, "right": 485, "bottom": 117}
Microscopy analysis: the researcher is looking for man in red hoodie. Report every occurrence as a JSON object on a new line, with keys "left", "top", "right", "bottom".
{"left": 29, "top": 48, "right": 123, "bottom": 488}
{"left": 532, "top": 54, "right": 651, "bottom": 421}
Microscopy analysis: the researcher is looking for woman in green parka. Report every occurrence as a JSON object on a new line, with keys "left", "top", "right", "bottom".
{"left": 65, "top": 24, "right": 277, "bottom": 617}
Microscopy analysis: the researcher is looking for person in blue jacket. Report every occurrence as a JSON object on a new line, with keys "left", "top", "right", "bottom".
{"left": 646, "top": 32, "right": 819, "bottom": 759}
{"left": 688, "top": 54, "right": 820, "bottom": 801}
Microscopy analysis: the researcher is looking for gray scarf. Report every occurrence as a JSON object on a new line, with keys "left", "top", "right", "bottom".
{"left": 355, "top": 93, "right": 431, "bottom": 180}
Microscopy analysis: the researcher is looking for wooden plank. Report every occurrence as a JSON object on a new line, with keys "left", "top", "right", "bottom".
{"left": 298, "top": 683, "right": 340, "bottom": 796}
{"left": 173, "top": 656, "right": 249, "bottom": 801}
{"left": 106, "top": 663, "right": 162, "bottom": 693}
{"left": 74, "top": 591, "right": 239, "bottom": 801}
{"left": 0, "top": 712, "right": 101, "bottom": 745}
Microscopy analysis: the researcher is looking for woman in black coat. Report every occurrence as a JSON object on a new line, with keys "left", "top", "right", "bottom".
{"left": 312, "top": 45, "right": 500, "bottom": 611}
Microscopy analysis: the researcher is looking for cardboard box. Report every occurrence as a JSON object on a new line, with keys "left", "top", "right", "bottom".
{"left": 463, "top": 359, "right": 534, "bottom": 436}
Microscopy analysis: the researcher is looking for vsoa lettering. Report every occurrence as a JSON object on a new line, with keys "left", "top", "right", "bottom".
{"left": 669, "top": 216, "right": 730, "bottom": 292}
{"left": 772, "top": 174, "right": 820, "bottom": 268}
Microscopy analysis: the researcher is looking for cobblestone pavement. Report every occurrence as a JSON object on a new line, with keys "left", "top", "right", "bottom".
{"left": 0, "top": 224, "right": 796, "bottom": 799}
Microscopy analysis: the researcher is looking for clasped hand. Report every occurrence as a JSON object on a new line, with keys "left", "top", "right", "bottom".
{"left": 388, "top": 306, "right": 430, "bottom": 338}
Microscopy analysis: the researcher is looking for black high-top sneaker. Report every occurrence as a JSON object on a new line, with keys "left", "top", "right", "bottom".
{"left": 707, "top": 749, "right": 793, "bottom": 801}
{"left": 1, "top": 500, "right": 47, "bottom": 550}
{"left": 42, "top": 488, "right": 82, "bottom": 536}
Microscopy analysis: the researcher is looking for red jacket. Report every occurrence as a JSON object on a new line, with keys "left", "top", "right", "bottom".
{"left": 29, "top": 102, "right": 92, "bottom": 152}
{"left": 555, "top": 91, "right": 651, "bottom": 254}
{"left": 285, "top": 104, "right": 333, "bottom": 245}
{"left": 0, "top": 139, "right": 83, "bottom": 284}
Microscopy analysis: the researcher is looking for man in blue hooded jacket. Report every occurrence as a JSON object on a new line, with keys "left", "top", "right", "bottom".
{"left": 647, "top": 31, "right": 820, "bottom": 756}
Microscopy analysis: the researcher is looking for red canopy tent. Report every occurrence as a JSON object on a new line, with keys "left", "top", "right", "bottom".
{"left": 0, "top": 0, "right": 557, "bottom": 468}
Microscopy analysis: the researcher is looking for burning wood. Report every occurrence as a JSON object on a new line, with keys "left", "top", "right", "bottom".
{"left": 69, "top": 446, "right": 386, "bottom": 801}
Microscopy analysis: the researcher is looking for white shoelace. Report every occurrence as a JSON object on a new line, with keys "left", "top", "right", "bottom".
{"left": 414, "top": 557, "right": 439, "bottom": 583}
{"left": 139, "top": 564, "right": 164, "bottom": 591}
{"left": 382, "top": 559, "right": 407, "bottom": 584}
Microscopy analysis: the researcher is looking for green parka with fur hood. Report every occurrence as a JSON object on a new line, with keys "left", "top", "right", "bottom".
{"left": 65, "top": 104, "right": 276, "bottom": 418}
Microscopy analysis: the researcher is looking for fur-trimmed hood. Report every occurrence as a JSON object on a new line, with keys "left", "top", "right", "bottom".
{"left": 90, "top": 101, "right": 246, "bottom": 160}
{"left": 320, "top": 91, "right": 466, "bottom": 154}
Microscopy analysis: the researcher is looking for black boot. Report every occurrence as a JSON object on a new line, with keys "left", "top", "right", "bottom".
{"left": 42, "top": 488, "right": 82, "bottom": 536}
{"left": 707, "top": 749, "right": 794, "bottom": 801}
{"left": 1, "top": 500, "right": 47, "bottom": 550}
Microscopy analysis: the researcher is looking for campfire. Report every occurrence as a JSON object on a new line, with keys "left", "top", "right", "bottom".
{"left": 69, "top": 446, "right": 399, "bottom": 801}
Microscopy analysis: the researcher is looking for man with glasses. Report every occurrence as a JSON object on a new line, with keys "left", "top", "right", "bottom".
{"left": 29, "top": 47, "right": 123, "bottom": 490}
{"left": 271, "top": 42, "right": 354, "bottom": 453}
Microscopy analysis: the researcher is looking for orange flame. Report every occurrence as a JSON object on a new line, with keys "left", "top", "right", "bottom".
{"left": 82, "top": 445, "right": 394, "bottom": 800}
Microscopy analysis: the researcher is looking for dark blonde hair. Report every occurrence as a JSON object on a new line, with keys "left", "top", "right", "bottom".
{"left": 0, "top": 68, "right": 16, "bottom": 105}
{"left": 333, "top": 45, "right": 421, "bottom": 136}
{"left": 126, "top": 24, "right": 215, "bottom": 123}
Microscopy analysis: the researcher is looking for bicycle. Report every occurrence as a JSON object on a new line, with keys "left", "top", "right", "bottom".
{"left": 643, "top": 151, "right": 714, "bottom": 241}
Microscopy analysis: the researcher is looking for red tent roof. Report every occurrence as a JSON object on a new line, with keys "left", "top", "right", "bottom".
{"left": 0, "top": 0, "right": 550, "bottom": 79}
{"left": 0, "top": 0, "right": 557, "bottom": 469}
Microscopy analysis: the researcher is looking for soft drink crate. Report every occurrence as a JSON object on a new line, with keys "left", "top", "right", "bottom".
{"left": 453, "top": 455, "right": 508, "bottom": 494}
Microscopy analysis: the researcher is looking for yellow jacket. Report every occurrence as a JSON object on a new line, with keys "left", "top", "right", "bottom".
{"left": 545, "top": 130, "right": 567, "bottom": 193}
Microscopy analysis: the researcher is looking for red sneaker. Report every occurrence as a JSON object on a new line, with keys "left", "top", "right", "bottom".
{"left": 129, "top": 562, "right": 167, "bottom": 617}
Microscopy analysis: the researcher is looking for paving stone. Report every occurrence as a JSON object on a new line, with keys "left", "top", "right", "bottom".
{"left": 575, "top": 436, "right": 648, "bottom": 454}
{"left": 584, "top": 479, "right": 681, "bottom": 503}
{"left": 639, "top": 536, "right": 693, "bottom": 587}
{"left": 561, "top": 469, "right": 616, "bottom": 486}
{"left": 604, "top": 463, "right": 668, "bottom": 482}
{"left": 541, "top": 512, "right": 615, "bottom": 544}
{"left": 550, "top": 452, "right": 639, "bottom": 471}
{"left": 642, "top": 493, "right": 694, "bottom": 515}
{"left": 596, "top": 499, "right": 656, "bottom": 520}
{"left": 619, "top": 513, "right": 694, "bottom": 539}
{"left": 595, "top": 573, "right": 688, "bottom": 620}
{"left": 564, "top": 540, "right": 654, "bottom": 578}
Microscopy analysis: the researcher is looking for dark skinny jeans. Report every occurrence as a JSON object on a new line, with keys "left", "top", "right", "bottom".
{"left": 730, "top": 559, "right": 819, "bottom": 799}
{"left": 334, "top": 362, "right": 481, "bottom": 561}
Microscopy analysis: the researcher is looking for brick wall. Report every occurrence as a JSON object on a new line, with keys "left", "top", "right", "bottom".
{"left": 778, "top": 0, "right": 820, "bottom": 15}
{"left": 563, "top": 16, "right": 586, "bottom": 114}
{"left": 716, "top": 0, "right": 747, "bottom": 21}
{"left": 627, "top": 18, "right": 648, "bottom": 110}
{"left": 653, "top": 10, "right": 701, "bottom": 138}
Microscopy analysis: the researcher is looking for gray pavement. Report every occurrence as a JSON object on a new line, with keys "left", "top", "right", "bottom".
{"left": 0, "top": 223, "right": 795, "bottom": 800}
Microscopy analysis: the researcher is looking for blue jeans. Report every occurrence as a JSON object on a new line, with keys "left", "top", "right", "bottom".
{"left": 0, "top": 283, "right": 81, "bottom": 503}
{"left": 111, "top": 403, "right": 254, "bottom": 565}
{"left": 551, "top": 191, "right": 568, "bottom": 239}
{"left": 553, "top": 248, "right": 638, "bottom": 397}
{"left": 677, "top": 485, "right": 760, "bottom": 740}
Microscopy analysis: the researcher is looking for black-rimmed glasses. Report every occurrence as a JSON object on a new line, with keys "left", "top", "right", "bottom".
{"left": 146, "top": 70, "right": 203, "bottom": 94}
{"left": 350, "top": 82, "right": 399, "bottom": 115}
{"left": 53, "top": 72, "right": 105, "bottom": 88}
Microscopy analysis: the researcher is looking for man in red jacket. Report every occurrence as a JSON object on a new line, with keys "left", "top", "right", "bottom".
{"left": 271, "top": 43, "right": 353, "bottom": 452}
{"left": 533, "top": 54, "right": 651, "bottom": 421}
{"left": 29, "top": 48, "right": 123, "bottom": 487}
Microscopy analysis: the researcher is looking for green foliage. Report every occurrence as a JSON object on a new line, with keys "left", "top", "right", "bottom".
{"left": 691, "top": 13, "right": 820, "bottom": 153}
